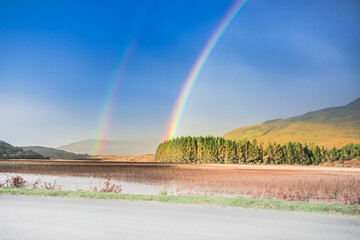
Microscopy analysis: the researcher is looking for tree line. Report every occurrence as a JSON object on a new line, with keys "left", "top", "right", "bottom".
{"left": 155, "top": 136, "right": 360, "bottom": 165}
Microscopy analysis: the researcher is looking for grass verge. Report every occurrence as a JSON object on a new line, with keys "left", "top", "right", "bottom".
{"left": 1, "top": 187, "right": 359, "bottom": 216}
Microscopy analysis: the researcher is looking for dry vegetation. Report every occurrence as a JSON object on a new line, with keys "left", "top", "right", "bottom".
{"left": 1, "top": 159, "right": 359, "bottom": 204}
{"left": 86, "top": 154, "right": 155, "bottom": 162}
{"left": 0, "top": 175, "right": 122, "bottom": 193}
{"left": 223, "top": 97, "right": 360, "bottom": 149}
{"left": 0, "top": 175, "right": 62, "bottom": 190}
{"left": 224, "top": 122, "right": 360, "bottom": 149}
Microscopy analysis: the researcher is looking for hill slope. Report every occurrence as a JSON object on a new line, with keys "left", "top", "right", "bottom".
{"left": 224, "top": 97, "right": 360, "bottom": 148}
{"left": 0, "top": 141, "right": 46, "bottom": 159}
{"left": 58, "top": 139, "right": 157, "bottom": 156}
{"left": 21, "top": 146, "right": 90, "bottom": 160}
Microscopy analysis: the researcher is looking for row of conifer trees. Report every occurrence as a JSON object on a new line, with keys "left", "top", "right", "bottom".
{"left": 155, "top": 136, "right": 360, "bottom": 165}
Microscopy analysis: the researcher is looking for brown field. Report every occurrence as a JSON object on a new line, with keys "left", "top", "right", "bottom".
{"left": 1, "top": 159, "right": 359, "bottom": 204}
{"left": 86, "top": 154, "right": 155, "bottom": 162}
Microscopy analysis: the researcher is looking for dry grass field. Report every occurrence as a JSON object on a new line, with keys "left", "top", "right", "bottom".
{"left": 87, "top": 154, "right": 155, "bottom": 162}
{"left": 1, "top": 159, "right": 359, "bottom": 204}
{"left": 224, "top": 97, "right": 360, "bottom": 149}
{"left": 224, "top": 122, "right": 360, "bottom": 149}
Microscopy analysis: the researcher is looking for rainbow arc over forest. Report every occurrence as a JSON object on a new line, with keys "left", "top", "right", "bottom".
{"left": 164, "top": 0, "right": 249, "bottom": 140}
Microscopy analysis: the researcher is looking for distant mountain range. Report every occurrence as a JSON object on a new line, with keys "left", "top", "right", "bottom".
{"left": 0, "top": 140, "right": 46, "bottom": 159}
{"left": 224, "top": 97, "right": 360, "bottom": 148}
{"left": 0, "top": 138, "right": 158, "bottom": 159}
{"left": 58, "top": 139, "right": 158, "bottom": 156}
{"left": 21, "top": 146, "right": 89, "bottom": 160}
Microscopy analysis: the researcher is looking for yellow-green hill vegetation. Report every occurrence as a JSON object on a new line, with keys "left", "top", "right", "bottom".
{"left": 224, "top": 97, "right": 360, "bottom": 149}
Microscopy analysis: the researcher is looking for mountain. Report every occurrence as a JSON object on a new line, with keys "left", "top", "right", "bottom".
{"left": 0, "top": 141, "right": 46, "bottom": 159}
{"left": 58, "top": 139, "right": 158, "bottom": 156}
{"left": 21, "top": 146, "right": 90, "bottom": 160}
{"left": 224, "top": 97, "right": 360, "bottom": 148}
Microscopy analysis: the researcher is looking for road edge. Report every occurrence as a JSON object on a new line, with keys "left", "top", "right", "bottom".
{"left": 1, "top": 187, "right": 359, "bottom": 216}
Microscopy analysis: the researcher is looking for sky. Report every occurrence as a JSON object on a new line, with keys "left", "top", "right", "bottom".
{"left": 0, "top": 0, "right": 359, "bottom": 148}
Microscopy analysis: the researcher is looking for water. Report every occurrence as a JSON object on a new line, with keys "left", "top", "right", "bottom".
{"left": 0, "top": 172, "right": 242, "bottom": 197}
{"left": 0, "top": 173, "right": 161, "bottom": 195}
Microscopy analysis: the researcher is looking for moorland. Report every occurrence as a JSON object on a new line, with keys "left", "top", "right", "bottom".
{"left": 1, "top": 158, "right": 359, "bottom": 205}
{"left": 224, "top": 97, "right": 360, "bottom": 148}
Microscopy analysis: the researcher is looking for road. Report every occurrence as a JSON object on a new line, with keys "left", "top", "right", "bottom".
{"left": 0, "top": 195, "right": 359, "bottom": 240}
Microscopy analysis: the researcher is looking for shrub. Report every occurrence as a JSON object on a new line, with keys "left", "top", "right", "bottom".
{"left": 42, "top": 180, "right": 61, "bottom": 190}
{"left": 11, "top": 176, "right": 26, "bottom": 188}
{"left": 92, "top": 178, "right": 122, "bottom": 193}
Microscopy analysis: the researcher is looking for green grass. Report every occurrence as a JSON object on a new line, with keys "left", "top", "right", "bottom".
{"left": 1, "top": 187, "right": 359, "bottom": 216}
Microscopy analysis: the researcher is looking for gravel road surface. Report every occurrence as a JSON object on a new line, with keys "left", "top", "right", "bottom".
{"left": 0, "top": 195, "right": 359, "bottom": 240}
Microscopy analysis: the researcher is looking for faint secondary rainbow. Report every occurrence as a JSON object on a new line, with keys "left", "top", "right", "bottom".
{"left": 91, "top": 4, "right": 150, "bottom": 155}
{"left": 164, "top": 0, "right": 249, "bottom": 140}
{"left": 92, "top": 43, "right": 136, "bottom": 155}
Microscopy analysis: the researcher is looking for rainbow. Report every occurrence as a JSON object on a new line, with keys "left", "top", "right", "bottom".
{"left": 91, "top": 3, "right": 151, "bottom": 155}
{"left": 92, "top": 43, "right": 136, "bottom": 155}
{"left": 164, "top": 0, "right": 249, "bottom": 140}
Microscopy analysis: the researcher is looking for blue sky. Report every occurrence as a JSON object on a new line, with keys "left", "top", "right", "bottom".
{"left": 0, "top": 0, "right": 359, "bottom": 147}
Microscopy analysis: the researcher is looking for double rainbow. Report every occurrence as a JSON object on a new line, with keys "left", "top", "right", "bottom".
{"left": 164, "top": 0, "right": 249, "bottom": 140}
{"left": 92, "top": 43, "right": 136, "bottom": 155}
{"left": 91, "top": 3, "right": 151, "bottom": 155}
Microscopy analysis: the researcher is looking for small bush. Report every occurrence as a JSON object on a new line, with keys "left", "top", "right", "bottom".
{"left": 30, "top": 178, "right": 42, "bottom": 189}
{"left": 91, "top": 178, "right": 122, "bottom": 193}
{"left": 42, "top": 180, "right": 61, "bottom": 190}
{"left": 11, "top": 176, "right": 26, "bottom": 188}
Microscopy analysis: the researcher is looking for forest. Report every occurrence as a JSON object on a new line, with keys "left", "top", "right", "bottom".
{"left": 155, "top": 136, "right": 360, "bottom": 165}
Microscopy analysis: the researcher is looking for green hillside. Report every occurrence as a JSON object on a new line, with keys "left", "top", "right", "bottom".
{"left": 0, "top": 141, "right": 46, "bottom": 159}
{"left": 21, "top": 146, "right": 90, "bottom": 160}
{"left": 224, "top": 97, "right": 360, "bottom": 149}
